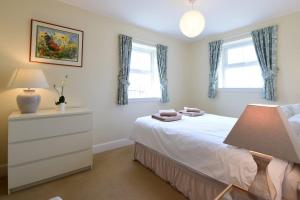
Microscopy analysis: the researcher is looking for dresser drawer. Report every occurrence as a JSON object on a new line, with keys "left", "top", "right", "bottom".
{"left": 9, "top": 113, "right": 92, "bottom": 143}
{"left": 8, "top": 149, "right": 93, "bottom": 190}
{"left": 8, "top": 131, "right": 92, "bottom": 166}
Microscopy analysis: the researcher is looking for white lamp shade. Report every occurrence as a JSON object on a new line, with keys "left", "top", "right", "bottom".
{"left": 179, "top": 10, "right": 205, "bottom": 38}
{"left": 224, "top": 104, "right": 300, "bottom": 163}
{"left": 8, "top": 68, "right": 49, "bottom": 89}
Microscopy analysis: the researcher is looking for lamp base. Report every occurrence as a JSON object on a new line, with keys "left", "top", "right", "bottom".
{"left": 248, "top": 151, "right": 276, "bottom": 200}
{"left": 16, "top": 90, "right": 41, "bottom": 114}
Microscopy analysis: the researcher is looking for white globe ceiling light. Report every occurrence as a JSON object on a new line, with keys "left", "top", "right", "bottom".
{"left": 179, "top": 0, "right": 205, "bottom": 38}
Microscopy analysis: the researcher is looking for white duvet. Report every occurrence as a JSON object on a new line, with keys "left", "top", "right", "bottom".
{"left": 130, "top": 114, "right": 289, "bottom": 200}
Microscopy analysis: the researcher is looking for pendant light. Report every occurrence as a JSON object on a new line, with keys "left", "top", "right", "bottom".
{"left": 179, "top": 0, "right": 205, "bottom": 38}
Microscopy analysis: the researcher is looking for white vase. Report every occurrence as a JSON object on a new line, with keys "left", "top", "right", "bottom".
{"left": 58, "top": 103, "right": 66, "bottom": 112}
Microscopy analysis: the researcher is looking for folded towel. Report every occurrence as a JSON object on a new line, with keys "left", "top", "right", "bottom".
{"left": 49, "top": 197, "right": 63, "bottom": 200}
{"left": 152, "top": 113, "right": 182, "bottom": 122}
{"left": 184, "top": 107, "right": 202, "bottom": 113}
{"left": 159, "top": 109, "right": 177, "bottom": 117}
{"left": 180, "top": 110, "right": 205, "bottom": 117}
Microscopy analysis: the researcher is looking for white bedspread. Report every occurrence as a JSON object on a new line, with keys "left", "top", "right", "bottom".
{"left": 130, "top": 114, "right": 289, "bottom": 200}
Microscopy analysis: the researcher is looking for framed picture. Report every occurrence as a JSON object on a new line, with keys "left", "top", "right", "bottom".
{"left": 30, "top": 19, "right": 84, "bottom": 67}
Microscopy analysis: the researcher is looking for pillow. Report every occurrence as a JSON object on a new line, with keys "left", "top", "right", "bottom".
{"left": 290, "top": 104, "right": 300, "bottom": 115}
{"left": 288, "top": 114, "right": 300, "bottom": 137}
{"left": 280, "top": 104, "right": 300, "bottom": 118}
{"left": 280, "top": 105, "right": 295, "bottom": 118}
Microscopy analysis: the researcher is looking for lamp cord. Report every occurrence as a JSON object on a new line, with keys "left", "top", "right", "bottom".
{"left": 189, "top": 0, "right": 196, "bottom": 10}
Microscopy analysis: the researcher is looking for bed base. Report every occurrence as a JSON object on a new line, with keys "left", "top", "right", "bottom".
{"left": 133, "top": 142, "right": 227, "bottom": 200}
{"left": 134, "top": 142, "right": 300, "bottom": 200}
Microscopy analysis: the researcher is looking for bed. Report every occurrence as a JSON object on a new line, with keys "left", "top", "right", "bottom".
{"left": 130, "top": 114, "right": 300, "bottom": 200}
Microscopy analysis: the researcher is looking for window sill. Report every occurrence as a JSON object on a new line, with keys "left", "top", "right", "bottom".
{"left": 129, "top": 97, "right": 161, "bottom": 103}
{"left": 218, "top": 88, "right": 262, "bottom": 93}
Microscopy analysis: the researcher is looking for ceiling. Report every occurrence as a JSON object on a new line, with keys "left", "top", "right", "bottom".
{"left": 59, "top": 0, "right": 300, "bottom": 41}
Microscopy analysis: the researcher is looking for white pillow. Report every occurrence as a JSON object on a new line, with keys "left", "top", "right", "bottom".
{"left": 280, "top": 104, "right": 300, "bottom": 118}
{"left": 290, "top": 104, "right": 300, "bottom": 114}
{"left": 280, "top": 105, "right": 295, "bottom": 118}
{"left": 288, "top": 114, "right": 300, "bottom": 137}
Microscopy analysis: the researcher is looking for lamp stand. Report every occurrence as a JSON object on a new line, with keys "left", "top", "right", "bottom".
{"left": 248, "top": 151, "right": 276, "bottom": 200}
{"left": 16, "top": 89, "right": 41, "bottom": 114}
{"left": 297, "top": 183, "right": 300, "bottom": 200}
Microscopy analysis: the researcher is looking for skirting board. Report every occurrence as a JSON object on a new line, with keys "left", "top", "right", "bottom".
{"left": 93, "top": 138, "right": 134, "bottom": 154}
{"left": 0, "top": 164, "right": 7, "bottom": 178}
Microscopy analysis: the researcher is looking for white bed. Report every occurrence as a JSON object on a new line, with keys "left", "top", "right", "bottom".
{"left": 130, "top": 114, "right": 297, "bottom": 200}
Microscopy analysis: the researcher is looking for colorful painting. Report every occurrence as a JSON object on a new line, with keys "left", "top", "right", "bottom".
{"left": 30, "top": 20, "right": 83, "bottom": 67}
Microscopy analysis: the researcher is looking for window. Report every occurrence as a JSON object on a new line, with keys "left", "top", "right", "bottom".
{"left": 128, "top": 42, "right": 161, "bottom": 100}
{"left": 218, "top": 37, "right": 263, "bottom": 89}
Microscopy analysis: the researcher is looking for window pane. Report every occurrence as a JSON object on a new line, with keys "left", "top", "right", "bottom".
{"left": 128, "top": 72, "right": 151, "bottom": 98}
{"left": 244, "top": 45, "right": 257, "bottom": 63}
{"left": 130, "top": 50, "right": 151, "bottom": 71}
{"left": 219, "top": 37, "right": 263, "bottom": 89}
{"left": 227, "top": 47, "right": 244, "bottom": 64}
{"left": 227, "top": 44, "right": 258, "bottom": 64}
{"left": 128, "top": 42, "right": 161, "bottom": 99}
{"left": 128, "top": 71, "right": 161, "bottom": 98}
{"left": 223, "top": 64, "right": 263, "bottom": 88}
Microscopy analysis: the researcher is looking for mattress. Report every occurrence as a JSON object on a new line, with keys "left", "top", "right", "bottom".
{"left": 130, "top": 114, "right": 291, "bottom": 200}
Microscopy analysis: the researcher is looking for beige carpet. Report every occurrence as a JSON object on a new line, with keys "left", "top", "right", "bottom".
{"left": 0, "top": 146, "right": 187, "bottom": 200}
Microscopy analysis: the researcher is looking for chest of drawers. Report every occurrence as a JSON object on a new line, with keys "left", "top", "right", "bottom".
{"left": 8, "top": 108, "right": 93, "bottom": 193}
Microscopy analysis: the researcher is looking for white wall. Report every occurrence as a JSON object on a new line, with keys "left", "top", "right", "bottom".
{"left": 0, "top": 0, "right": 193, "bottom": 167}
{"left": 190, "top": 11, "right": 300, "bottom": 117}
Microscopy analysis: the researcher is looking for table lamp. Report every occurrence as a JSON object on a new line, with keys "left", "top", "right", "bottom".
{"left": 8, "top": 68, "right": 49, "bottom": 113}
{"left": 224, "top": 104, "right": 300, "bottom": 199}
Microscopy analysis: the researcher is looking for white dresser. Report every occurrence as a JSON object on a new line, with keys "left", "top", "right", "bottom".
{"left": 8, "top": 108, "right": 93, "bottom": 193}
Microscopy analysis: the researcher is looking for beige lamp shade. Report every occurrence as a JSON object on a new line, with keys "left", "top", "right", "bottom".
{"left": 8, "top": 68, "right": 49, "bottom": 89}
{"left": 224, "top": 104, "right": 300, "bottom": 163}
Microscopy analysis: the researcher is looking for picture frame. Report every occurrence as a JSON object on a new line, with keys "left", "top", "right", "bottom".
{"left": 30, "top": 19, "right": 84, "bottom": 67}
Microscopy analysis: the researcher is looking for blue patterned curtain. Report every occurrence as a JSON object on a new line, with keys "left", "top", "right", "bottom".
{"left": 251, "top": 25, "right": 278, "bottom": 101}
{"left": 117, "top": 34, "right": 132, "bottom": 105}
{"left": 208, "top": 40, "right": 223, "bottom": 98}
{"left": 156, "top": 44, "right": 169, "bottom": 103}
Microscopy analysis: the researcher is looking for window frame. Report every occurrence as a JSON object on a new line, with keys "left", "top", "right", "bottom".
{"left": 222, "top": 39, "right": 259, "bottom": 68}
{"left": 218, "top": 36, "right": 263, "bottom": 91}
{"left": 128, "top": 41, "right": 161, "bottom": 102}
